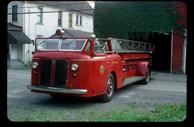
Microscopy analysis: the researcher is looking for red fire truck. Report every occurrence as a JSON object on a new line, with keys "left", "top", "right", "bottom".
{"left": 27, "top": 30, "right": 154, "bottom": 102}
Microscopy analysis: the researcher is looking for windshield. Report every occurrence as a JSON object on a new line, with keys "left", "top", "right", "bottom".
{"left": 36, "top": 39, "right": 87, "bottom": 51}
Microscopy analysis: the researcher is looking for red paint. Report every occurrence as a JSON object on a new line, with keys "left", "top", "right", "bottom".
{"left": 171, "top": 2, "right": 187, "bottom": 73}
{"left": 107, "top": 39, "right": 113, "bottom": 51}
{"left": 175, "top": 2, "right": 187, "bottom": 27}
{"left": 31, "top": 37, "right": 152, "bottom": 97}
{"left": 172, "top": 30, "right": 184, "bottom": 73}
{"left": 31, "top": 58, "right": 40, "bottom": 85}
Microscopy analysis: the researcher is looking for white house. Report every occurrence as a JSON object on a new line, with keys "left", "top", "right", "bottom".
{"left": 7, "top": 1, "right": 94, "bottom": 66}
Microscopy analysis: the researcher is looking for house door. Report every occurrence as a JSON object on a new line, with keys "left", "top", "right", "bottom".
{"left": 151, "top": 33, "right": 171, "bottom": 72}
{"left": 127, "top": 32, "right": 171, "bottom": 72}
{"left": 10, "top": 44, "right": 18, "bottom": 60}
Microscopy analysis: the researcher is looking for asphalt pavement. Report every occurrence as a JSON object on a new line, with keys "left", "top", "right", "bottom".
{"left": 7, "top": 68, "right": 187, "bottom": 121}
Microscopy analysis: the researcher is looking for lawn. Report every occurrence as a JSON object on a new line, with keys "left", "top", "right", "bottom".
{"left": 8, "top": 103, "right": 186, "bottom": 122}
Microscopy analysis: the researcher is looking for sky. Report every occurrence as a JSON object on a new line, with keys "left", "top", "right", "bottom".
{"left": 87, "top": 1, "right": 95, "bottom": 8}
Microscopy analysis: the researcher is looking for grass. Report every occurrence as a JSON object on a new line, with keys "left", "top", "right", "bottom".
{"left": 8, "top": 103, "right": 186, "bottom": 122}
{"left": 92, "top": 104, "right": 186, "bottom": 122}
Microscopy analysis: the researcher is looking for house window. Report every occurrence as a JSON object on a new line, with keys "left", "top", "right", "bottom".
{"left": 76, "top": 14, "right": 82, "bottom": 26}
{"left": 80, "top": 15, "right": 82, "bottom": 26}
{"left": 12, "top": 5, "right": 18, "bottom": 22}
{"left": 37, "top": 7, "right": 43, "bottom": 24}
{"left": 58, "top": 11, "right": 62, "bottom": 26}
{"left": 76, "top": 14, "right": 79, "bottom": 25}
{"left": 68, "top": 13, "right": 72, "bottom": 28}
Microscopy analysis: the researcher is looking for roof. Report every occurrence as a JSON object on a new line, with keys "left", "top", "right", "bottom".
{"left": 7, "top": 23, "right": 31, "bottom": 44}
{"left": 35, "top": 1, "right": 93, "bottom": 15}
{"left": 7, "top": 23, "right": 22, "bottom": 31}
{"left": 51, "top": 29, "right": 93, "bottom": 38}
{"left": 8, "top": 31, "right": 31, "bottom": 44}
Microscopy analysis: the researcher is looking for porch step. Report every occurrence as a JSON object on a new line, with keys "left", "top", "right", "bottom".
{"left": 8, "top": 60, "right": 26, "bottom": 69}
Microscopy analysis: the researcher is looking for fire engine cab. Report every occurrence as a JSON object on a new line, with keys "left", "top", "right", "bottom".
{"left": 27, "top": 29, "right": 154, "bottom": 102}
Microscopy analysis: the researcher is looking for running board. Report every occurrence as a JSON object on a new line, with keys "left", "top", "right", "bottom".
{"left": 123, "top": 76, "right": 145, "bottom": 86}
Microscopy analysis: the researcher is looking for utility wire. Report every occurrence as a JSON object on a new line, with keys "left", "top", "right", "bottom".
{"left": 7, "top": 9, "right": 94, "bottom": 15}
{"left": 7, "top": 2, "right": 93, "bottom": 9}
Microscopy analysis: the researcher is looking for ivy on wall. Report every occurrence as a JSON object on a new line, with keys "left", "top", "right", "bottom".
{"left": 94, "top": 1, "right": 184, "bottom": 39}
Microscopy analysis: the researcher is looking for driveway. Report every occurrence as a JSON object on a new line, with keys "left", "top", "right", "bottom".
{"left": 7, "top": 69, "right": 186, "bottom": 121}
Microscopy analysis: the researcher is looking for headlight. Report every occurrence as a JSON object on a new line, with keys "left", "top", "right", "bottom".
{"left": 71, "top": 64, "right": 79, "bottom": 71}
{"left": 32, "top": 62, "right": 38, "bottom": 69}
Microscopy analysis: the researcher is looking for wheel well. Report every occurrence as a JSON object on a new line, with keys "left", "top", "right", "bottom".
{"left": 110, "top": 71, "right": 117, "bottom": 90}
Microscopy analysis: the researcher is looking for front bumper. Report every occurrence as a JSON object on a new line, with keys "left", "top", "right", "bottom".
{"left": 26, "top": 85, "right": 87, "bottom": 95}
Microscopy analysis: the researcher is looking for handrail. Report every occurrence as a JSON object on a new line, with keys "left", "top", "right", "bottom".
{"left": 108, "top": 37, "right": 154, "bottom": 53}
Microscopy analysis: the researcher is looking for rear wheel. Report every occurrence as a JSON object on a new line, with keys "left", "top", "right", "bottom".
{"left": 141, "top": 67, "right": 150, "bottom": 84}
{"left": 100, "top": 74, "right": 115, "bottom": 103}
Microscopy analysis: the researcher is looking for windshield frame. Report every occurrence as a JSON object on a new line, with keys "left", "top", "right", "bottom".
{"left": 35, "top": 38, "right": 88, "bottom": 52}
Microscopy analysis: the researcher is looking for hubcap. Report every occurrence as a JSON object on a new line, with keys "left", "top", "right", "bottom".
{"left": 107, "top": 78, "right": 113, "bottom": 96}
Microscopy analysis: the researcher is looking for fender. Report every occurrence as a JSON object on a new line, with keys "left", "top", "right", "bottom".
{"left": 136, "top": 62, "right": 150, "bottom": 76}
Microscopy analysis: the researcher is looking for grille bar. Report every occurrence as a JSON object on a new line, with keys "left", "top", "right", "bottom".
{"left": 40, "top": 60, "right": 52, "bottom": 86}
{"left": 54, "top": 60, "right": 68, "bottom": 87}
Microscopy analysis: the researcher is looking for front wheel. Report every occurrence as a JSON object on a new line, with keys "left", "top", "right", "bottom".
{"left": 100, "top": 74, "right": 115, "bottom": 103}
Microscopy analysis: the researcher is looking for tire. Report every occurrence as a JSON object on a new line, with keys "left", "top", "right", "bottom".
{"left": 140, "top": 67, "right": 150, "bottom": 84}
{"left": 50, "top": 94, "right": 64, "bottom": 99}
{"left": 100, "top": 74, "right": 115, "bottom": 103}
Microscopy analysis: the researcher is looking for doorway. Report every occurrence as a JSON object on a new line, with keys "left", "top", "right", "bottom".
{"left": 10, "top": 44, "right": 18, "bottom": 60}
{"left": 128, "top": 32, "right": 171, "bottom": 72}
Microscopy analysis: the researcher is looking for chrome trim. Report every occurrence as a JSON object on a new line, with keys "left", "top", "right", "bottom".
{"left": 123, "top": 76, "right": 145, "bottom": 86}
{"left": 26, "top": 85, "right": 87, "bottom": 94}
{"left": 59, "top": 49, "right": 83, "bottom": 52}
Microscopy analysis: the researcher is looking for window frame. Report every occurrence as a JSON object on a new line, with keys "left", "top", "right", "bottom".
{"left": 75, "top": 14, "right": 83, "bottom": 26}
{"left": 84, "top": 40, "right": 91, "bottom": 55}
